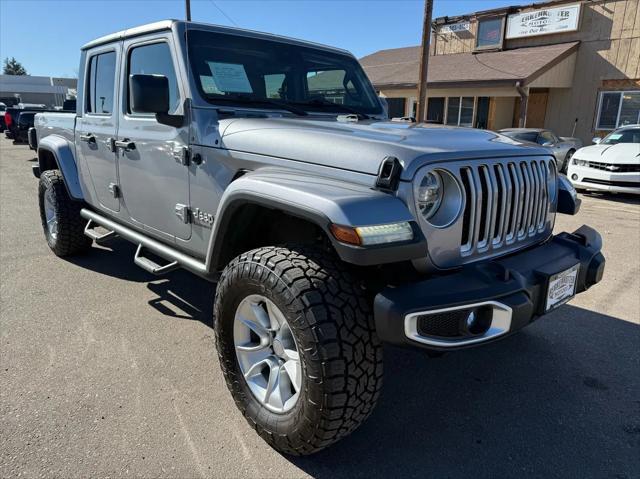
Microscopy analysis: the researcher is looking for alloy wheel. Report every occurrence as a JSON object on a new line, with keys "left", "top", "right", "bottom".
{"left": 233, "top": 294, "right": 302, "bottom": 413}
{"left": 44, "top": 187, "right": 58, "bottom": 239}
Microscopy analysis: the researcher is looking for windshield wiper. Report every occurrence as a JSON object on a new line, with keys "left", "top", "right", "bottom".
{"left": 292, "top": 98, "right": 371, "bottom": 119}
{"left": 206, "top": 94, "right": 308, "bottom": 116}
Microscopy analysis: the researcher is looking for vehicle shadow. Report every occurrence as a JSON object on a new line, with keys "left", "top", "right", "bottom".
{"left": 67, "top": 242, "right": 639, "bottom": 477}
{"left": 66, "top": 238, "right": 215, "bottom": 327}
{"left": 290, "top": 306, "right": 640, "bottom": 478}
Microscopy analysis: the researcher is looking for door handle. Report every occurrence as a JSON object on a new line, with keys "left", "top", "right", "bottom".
{"left": 114, "top": 139, "right": 136, "bottom": 151}
{"left": 79, "top": 133, "right": 96, "bottom": 143}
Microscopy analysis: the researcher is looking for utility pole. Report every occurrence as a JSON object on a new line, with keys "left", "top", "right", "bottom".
{"left": 416, "top": 0, "right": 433, "bottom": 123}
{"left": 185, "top": 0, "right": 191, "bottom": 21}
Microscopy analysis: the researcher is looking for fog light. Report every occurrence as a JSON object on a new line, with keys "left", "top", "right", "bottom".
{"left": 571, "top": 174, "right": 578, "bottom": 181}
{"left": 465, "top": 306, "right": 492, "bottom": 335}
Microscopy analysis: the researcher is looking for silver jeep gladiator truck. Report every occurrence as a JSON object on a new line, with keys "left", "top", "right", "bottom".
{"left": 34, "top": 20, "right": 605, "bottom": 455}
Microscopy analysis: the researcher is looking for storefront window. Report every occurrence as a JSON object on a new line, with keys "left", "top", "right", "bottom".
{"left": 446, "top": 97, "right": 460, "bottom": 126}
{"left": 460, "top": 97, "right": 474, "bottom": 126}
{"left": 596, "top": 91, "right": 640, "bottom": 130}
{"left": 426, "top": 97, "right": 445, "bottom": 124}
{"left": 446, "top": 97, "right": 475, "bottom": 126}
{"left": 476, "top": 17, "right": 505, "bottom": 50}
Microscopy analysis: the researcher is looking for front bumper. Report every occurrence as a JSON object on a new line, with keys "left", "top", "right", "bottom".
{"left": 567, "top": 164, "right": 640, "bottom": 194}
{"left": 374, "top": 225, "right": 605, "bottom": 351}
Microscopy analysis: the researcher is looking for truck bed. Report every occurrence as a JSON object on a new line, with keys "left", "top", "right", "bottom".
{"left": 34, "top": 112, "right": 76, "bottom": 145}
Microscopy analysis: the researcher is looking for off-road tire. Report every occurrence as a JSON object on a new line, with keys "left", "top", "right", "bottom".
{"left": 214, "top": 246, "right": 383, "bottom": 455}
{"left": 38, "top": 169, "right": 91, "bottom": 257}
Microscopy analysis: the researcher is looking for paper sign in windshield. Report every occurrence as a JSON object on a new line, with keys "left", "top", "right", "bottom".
{"left": 608, "top": 133, "right": 622, "bottom": 140}
{"left": 199, "top": 75, "right": 221, "bottom": 94}
{"left": 207, "top": 62, "right": 253, "bottom": 93}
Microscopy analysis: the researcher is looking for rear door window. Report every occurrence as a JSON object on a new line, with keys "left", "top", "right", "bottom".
{"left": 86, "top": 51, "right": 116, "bottom": 114}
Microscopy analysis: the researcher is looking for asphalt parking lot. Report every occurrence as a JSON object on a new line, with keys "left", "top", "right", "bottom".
{"left": 1, "top": 136, "right": 639, "bottom": 478}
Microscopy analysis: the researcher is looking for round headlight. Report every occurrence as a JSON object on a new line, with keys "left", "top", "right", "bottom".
{"left": 416, "top": 171, "right": 443, "bottom": 220}
{"left": 414, "top": 169, "right": 463, "bottom": 228}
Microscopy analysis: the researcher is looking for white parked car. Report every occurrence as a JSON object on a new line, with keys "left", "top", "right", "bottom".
{"left": 567, "top": 125, "right": 640, "bottom": 194}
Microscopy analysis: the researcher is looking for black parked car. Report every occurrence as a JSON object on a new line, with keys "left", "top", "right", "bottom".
{"left": 4, "top": 107, "right": 46, "bottom": 140}
{"left": 14, "top": 111, "right": 37, "bottom": 143}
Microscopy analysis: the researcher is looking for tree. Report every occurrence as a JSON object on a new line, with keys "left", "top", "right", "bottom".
{"left": 3, "top": 57, "right": 28, "bottom": 75}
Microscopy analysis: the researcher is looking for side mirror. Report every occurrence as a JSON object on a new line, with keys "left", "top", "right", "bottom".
{"left": 130, "top": 74, "right": 169, "bottom": 114}
{"left": 592, "top": 137, "right": 601, "bottom": 144}
{"left": 130, "top": 74, "right": 183, "bottom": 128}
{"left": 557, "top": 175, "right": 581, "bottom": 215}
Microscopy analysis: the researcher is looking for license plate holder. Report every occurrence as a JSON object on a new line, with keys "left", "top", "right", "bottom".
{"left": 545, "top": 264, "right": 579, "bottom": 312}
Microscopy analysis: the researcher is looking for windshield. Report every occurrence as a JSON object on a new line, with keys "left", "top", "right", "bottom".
{"left": 187, "top": 30, "right": 382, "bottom": 116}
{"left": 503, "top": 131, "right": 538, "bottom": 143}
{"left": 601, "top": 128, "right": 640, "bottom": 144}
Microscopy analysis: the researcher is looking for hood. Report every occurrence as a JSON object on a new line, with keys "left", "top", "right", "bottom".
{"left": 574, "top": 143, "right": 640, "bottom": 164}
{"left": 218, "top": 117, "right": 550, "bottom": 180}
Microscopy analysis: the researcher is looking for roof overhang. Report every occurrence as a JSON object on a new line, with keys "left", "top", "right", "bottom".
{"left": 364, "top": 41, "right": 580, "bottom": 92}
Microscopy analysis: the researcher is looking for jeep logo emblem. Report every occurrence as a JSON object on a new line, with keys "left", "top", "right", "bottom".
{"left": 192, "top": 207, "right": 214, "bottom": 227}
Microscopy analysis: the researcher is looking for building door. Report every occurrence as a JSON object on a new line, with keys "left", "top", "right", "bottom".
{"left": 386, "top": 97, "right": 406, "bottom": 118}
{"left": 426, "top": 97, "right": 444, "bottom": 123}
{"left": 526, "top": 90, "right": 549, "bottom": 128}
{"left": 475, "top": 97, "right": 490, "bottom": 129}
{"left": 116, "top": 37, "right": 191, "bottom": 241}
{"left": 514, "top": 90, "right": 548, "bottom": 128}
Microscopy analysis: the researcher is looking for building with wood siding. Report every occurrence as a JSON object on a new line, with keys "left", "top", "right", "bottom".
{"left": 360, "top": 0, "right": 639, "bottom": 144}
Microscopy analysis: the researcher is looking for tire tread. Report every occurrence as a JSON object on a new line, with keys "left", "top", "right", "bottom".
{"left": 38, "top": 170, "right": 91, "bottom": 257}
{"left": 214, "top": 245, "right": 383, "bottom": 455}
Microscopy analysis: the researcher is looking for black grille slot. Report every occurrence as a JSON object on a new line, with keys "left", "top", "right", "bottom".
{"left": 460, "top": 168, "right": 474, "bottom": 248}
{"left": 506, "top": 164, "right": 518, "bottom": 238}
{"left": 493, "top": 164, "right": 505, "bottom": 240}
{"left": 478, "top": 166, "right": 490, "bottom": 245}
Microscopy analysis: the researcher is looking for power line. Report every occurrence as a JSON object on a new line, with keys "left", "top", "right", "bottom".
{"left": 208, "top": 0, "right": 239, "bottom": 26}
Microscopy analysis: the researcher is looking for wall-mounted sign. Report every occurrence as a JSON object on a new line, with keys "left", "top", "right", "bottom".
{"left": 506, "top": 3, "right": 581, "bottom": 39}
{"left": 439, "top": 21, "right": 471, "bottom": 34}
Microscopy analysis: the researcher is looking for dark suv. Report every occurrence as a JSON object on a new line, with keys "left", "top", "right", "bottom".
{"left": 14, "top": 111, "right": 37, "bottom": 143}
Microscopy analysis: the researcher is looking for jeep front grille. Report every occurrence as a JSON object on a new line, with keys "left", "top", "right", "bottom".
{"left": 459, "top": 159, "right": 553, "bottom": 256}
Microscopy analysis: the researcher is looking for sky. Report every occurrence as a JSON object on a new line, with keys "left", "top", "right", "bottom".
{"left": 1, "top": 0, "right": 517, "bottom": 78}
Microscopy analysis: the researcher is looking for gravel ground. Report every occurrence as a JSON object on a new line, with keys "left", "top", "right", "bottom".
{"left": 1, "top": 136, "right": 639, "bottom": 478}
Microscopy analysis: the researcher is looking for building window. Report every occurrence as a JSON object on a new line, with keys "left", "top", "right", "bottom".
{"left": 446, "top": 97, "right": 475, "bottom": 126}
{"left": 426, "top": 97, "right": 445, "bottom": 124}
{"left": 386, "top": 97, "right": 406, "bottom": 118}
{"left": 596, "top": 91, "right": 640, "bottom": 130}
{"left": 475, "top": 17, "right": 505, "bottom": 50}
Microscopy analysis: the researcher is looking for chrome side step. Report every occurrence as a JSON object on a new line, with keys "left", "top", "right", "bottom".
{"left": 80, "top": 208, "right": 212, "bottom": 280}
{"left": 134, "top": 244, "right": 179, "bottom": 275}
{"left": 84, "top": 219, "right": 118, "bottom": 244}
